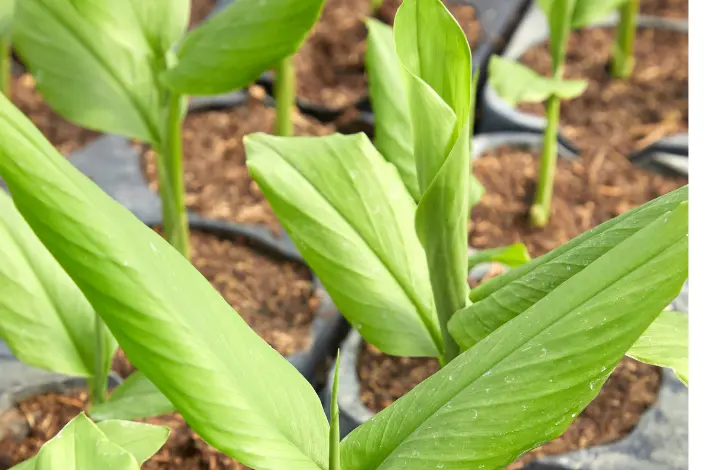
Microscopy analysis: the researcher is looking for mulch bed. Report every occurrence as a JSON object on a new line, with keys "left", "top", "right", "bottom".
{"left": 141, "top": 93, "right": 334, "bottom": 233}
{"left": 113, "top": 228, "right": 317, "bottom": 379}
{"left": 517, "top": 27, "right": 688, "bottom": 158}
{"left": 189, "top": 0, "right": 217, "bottom": 28}
{"left": 640, "top": 0, "right": 688, "bottom": 18}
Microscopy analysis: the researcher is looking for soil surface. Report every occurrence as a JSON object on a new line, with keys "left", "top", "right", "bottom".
{"left": 113, "top": 229, "right": 316, "bottom": 378}
{"left": 640, "top": 0, "right": 688, "bottom": 18}
{"left": 142, "top": 93, "right": 334, "bottom": 233}
{"left": 295, "top": 0, "right": 483, "bottom": 109}
{"left": 468, "top": 145, "right": 687, "bottom": 257}
{"left": 0, "top": 390, "right": 251, "bottom": 469}
{"left": 357, "top": 344, "right": 661, "bottom": 469}
{"left": 189, "top": 0, "right": 217, "bottom": 28}
{"left": 517, "top": 27, "right": 688, "bottom": 157}
{"left": 10, "top": 73, "right": 98, "bottom": 155}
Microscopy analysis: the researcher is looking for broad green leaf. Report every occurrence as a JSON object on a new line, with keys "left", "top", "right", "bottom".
{"left": 329, "top": 353, "right": 341, "bottom": 470}
{"left": 395, "top": 0, "right": 472, "bottom": 361}
{"left": 341, "top": 199, "right": 688, "bottom": 469}
{"left": 0, "top": 191, "right": 116, "bottom": 377}
{"left": 451, "top": 187, "right": 688, "bottom": 350}
{"left": 0, "top": 94, "right": 328, "bottom": 470}
{"left": 12, "top": 0, "right": 189, "bottom": 145}
{"left": 164, "top": 0, "right": 327, "bottom": 95}
{"left": 246, "top": 132, "right": 441, "bottom": 357}
{"left": 96, "top": 420, "right": 171, "bottom": 464}
{"left": 366, "top": 18, "right": 418, "bottom": 201}
{"left": 628, "top": 310, "right": 688, "bottom": 385}
{"left": 468, "top": 243, "right": 531, "bottom": 270}
{"left": 489, "top": 56, "right": 587, "bottom": 106}
{"left": 90, "top": 371, "right": 175, "bottom": 421}
{"left": 0, "top": 0, "right": 13, "bottom": 38}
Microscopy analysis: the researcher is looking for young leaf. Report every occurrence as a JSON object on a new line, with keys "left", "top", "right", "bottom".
{"left": 0, "top": 191, "right": 116, "bottom": 377}
{"left": 451, "top": 187, "right": 688, "bottom": 350}
{"left": 12, "top": 0, "right": 190, "bottom": 145}
{"left": 341, "top": 199, "right": 688, "bottom": 469}
{"left": 0, "top": 94, "right": 328, "bottom": 470}
{"left": 95, "top": 420, "right": 171, "bottom": 464}
{"left": 489, "top": 56, "right": 587, "bottom": 107}
{"left": 329, "top": 352, "right": 341, "bottom": 470}
{"left": 628, "top": 310, "right": 688, "bottom": 385}
{"left": 395, "top": 0, "right": 471, "bottom": 363}
{"left": 366, "top": 18, "right": 418, "bottom": 201}
{"left": 572, "top": 0, "right": 629, "bottom": 28}
{"left": 246, "top": 132, "right": 441, "bottom": 357}
{"left": 164, "top": 0, "right": 327, "bottom": 95}
{"left": 89, "top": 371, "right": 175, "bottom": 421}
{"left": 468, "top": 243, "right": 532, "bottom": 270}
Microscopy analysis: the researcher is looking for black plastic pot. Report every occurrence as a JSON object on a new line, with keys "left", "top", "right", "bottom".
{"left": 258, "top": 0, "right": 532, "bottom": 125}
{"left": 479, "top": 5, "right": 689, "bottom": 175}
{"left": 323, "top": 134, "right": 689, "bottom": 467}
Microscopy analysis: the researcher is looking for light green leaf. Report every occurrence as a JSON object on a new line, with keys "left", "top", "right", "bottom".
{"left": 395, "top": 0, "right": 472, "bottom": 361}
{"left": 628, "top": 310, "right": 688, "bottom": 385}
{"left": 96, "top": 419, "right": 171, "bottom": 464}
{"left": 468, "top": 243, "right": 531, "bottom": 270}
{"left": 489, "top": 56, "right": 587, "bottom": 106}
{"left": 572, "top": 0, "right": 629, "bottom": 28}
{"left": 12, "top": 0, "right": 188, "bottom": 145}
{"left": 548, "top": 0, "right": 577, "bottom": 72}
{"left": 0, "top": 191, "right": 116, "bottom": 377}
{"left": 329, "top": 352, "right": 341, "bottom": 470}
{"left": 0, "top": 94, "right": 328, "bottom": 470}
{"left": 164, "top": 0, "right": 327, "bottom": 95}
{"left": 246, "top": 132, "right": 441, "bottom": 357}
{"left": 341, "top": 198, "right": 688, "bottom": 469}
{"left": 450, "top": 187, "right": 688, "bottom": 350}
{"left": 90, "top": 371, "right": 175, "bottom": 421}
{"left": 0, "top": 0, "right": 13, "bottom": 38}
{"left": 366, "top": 18, "right": 418, "bottom": 201}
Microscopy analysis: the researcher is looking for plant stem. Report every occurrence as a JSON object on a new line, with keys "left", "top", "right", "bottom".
{"left": 530, "top": 94, "right": 560, "bottom": 227}
{"left": 156, "top": 93, "right": 190, "bottom": 257}
{"left": 371, "top": 0, "right": 384, "bottom": 13}
{"left": 329, "top": 352, "right": 341, "bottom": 470}
{"left": 90, "top": 314, "right": 108, "bottom": 405}
{"left": 0, "top": 35, "right": 10, "bottom": 98}
{"left": 274, "top": 56, "right": 295, "bottom": 137}
{"left": 611, "top": 0, "right": 638, "bottom": 79}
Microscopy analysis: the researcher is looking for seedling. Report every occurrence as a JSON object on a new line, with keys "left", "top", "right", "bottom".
{"left": 490, "top": 0, "right": 628, "bottom": 227}
{"left": 0, "top": 1, "right": 688, "bottom": 468}
{"left": 11, "top": 0, "right": 326, "bottom": 256}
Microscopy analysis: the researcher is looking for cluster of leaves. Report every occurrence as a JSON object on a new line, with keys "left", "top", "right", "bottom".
{"left": 0, "top": 0, "right": 688, "bottom": 469}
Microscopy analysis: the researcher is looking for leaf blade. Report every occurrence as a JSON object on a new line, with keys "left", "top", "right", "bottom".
{"left": 89, "top": 371, "right": 175, "bottom": 421}
{"left": 628, "top": 310, "right": 688, "bottom": 385}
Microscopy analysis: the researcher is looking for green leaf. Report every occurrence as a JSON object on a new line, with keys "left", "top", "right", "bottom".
{"left": 450, "top": 187, "right": 688, "bottom": 350}
{"left": 246, "top": 132, "right": 441, "bottom": 357}
{"left": 366, "top": 18, "right": 419, "bottom": 201}
{"left": 547, "top": 0, "right": 577, "bottom": 72}
{"left": 628, "top": 310, "right": 688, "bottom": 385}
{"left": 395, "top": 0, "right": 472, "bottom": 362}
{"left": 341, "top": 198, "right": 688, "bottom": 469}
{"left": 0, "top": 94, "right": 328, "bottom": 470}
{"left": 329, "top": 352, "right": 341, "bottom": 470}
{"left": 12, "top": 0, "right": 189, "bottom": 145}
{"left": 489, "top": 56, "right": 587, "bottom": 106}
{"left": 572, "top": 0, "right": 629, "bottom": 28}
{"left": 0, "top": 0, "right": 13, "bottom": 38}
{"left": 96, "top": 419, "right": 171, "bottom": 464}
{"left": 89, "top": 371, "right": 175, "bottom": 421}
{"left": 0, "top": 191, "right": 116, "bottom": 377}
{"left": 468, "top": 243, "right": 531, "bottom": 270}
{"left": 164, "top": 0, "right": 327, "bottom": 95}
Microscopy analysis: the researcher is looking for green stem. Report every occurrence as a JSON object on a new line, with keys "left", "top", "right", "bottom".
{"left": 530, "top": 94, "right": 560, "bottom": 228}
{"left": 156, "top": 93, "right": 190, "bottom": 257}
{"left": 90, "top": 314, "right": 108, "bottom": 405}
{"left": 274, "top": 56, "right": 295, "bottom": 137}
{"left": 329, "top": 353, "right": 341, "bottom": 470}
{"left": 611, "top": 0, "right": 638, "bottom": 79}
{"left": 1, "top": 35, "right": 10, "bottom": 98}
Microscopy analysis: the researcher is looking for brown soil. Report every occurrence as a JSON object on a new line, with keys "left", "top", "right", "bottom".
{"left": 113, "top": 229, "right": 317, "bottom": 378}
{"left": 517, "top": 27, "right": 688, "bottom": 157}
{"left": 357, "top": 344, "right": 660, "bottom": 469}
{"left": 295, "top": 0, "right": 483, "bottom": 109}
{"left": 141, "top": 93, "right": 334, "bottom": 233}
{"left": 189, "top": 0, "right": 217, "bottom": 28}
{"left": 10, "top": 73, "right": 98, "bottom": 155}
{"left": 468, "top": 145, "right": 687, "bottom": 257}
{"left": 640, "top": 0, "right": 688, "bottom": 18}
{"left": 0, "top": 390, "right": 250, "bottom": 469}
